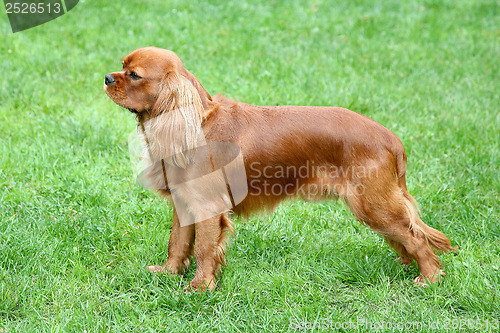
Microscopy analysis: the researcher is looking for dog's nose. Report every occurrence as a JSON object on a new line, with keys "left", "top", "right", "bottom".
{"left": 105, "top": 73, "right": 116, "bottom": 86}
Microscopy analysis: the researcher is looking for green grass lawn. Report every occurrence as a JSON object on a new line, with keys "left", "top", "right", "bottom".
{"left": 1, "top": 0, "right": 498, "bottom": 331}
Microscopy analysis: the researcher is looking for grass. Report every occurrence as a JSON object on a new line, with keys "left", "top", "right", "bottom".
{"left": 1, "top": 0, "right": 498, "bottom": 331}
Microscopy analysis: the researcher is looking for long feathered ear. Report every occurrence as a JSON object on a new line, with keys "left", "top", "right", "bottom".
{"left": 180, "top": 68, "right": 212, "bottom": 110}
{"left": 145, "top": 72, "right": 206, "bottom": 168}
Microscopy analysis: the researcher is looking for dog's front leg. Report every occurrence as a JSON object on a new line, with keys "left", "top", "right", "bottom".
{"left": 188, "top": 214, "right": 224, "bottom": 292}
{"left": 148, "top": 208, "right": 195, "bottom": 275}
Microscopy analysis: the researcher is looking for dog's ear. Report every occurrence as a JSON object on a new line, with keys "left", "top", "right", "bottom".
{"left": 180, "top": 68, "right": 212, "bottom": 110}
{"left": 146, "top": 72, "right": 206, "bottom": 168}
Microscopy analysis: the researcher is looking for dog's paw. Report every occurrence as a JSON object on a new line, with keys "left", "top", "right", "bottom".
{"left": 148, "top": 265, "right": 167, "bottom": 273}
{"left": 396, "top": 256, "right": 413, "bottom": 267}
{"left": 185, "top": 277, "right": 216, "bottom": 292}
{"left": 148, "top": 258, "right": 189, "bottom": 276}
{"left": 147, "top": 264, "right": 179, "bottom": 275}
{"left": 413, "top": 270, "right": 446, "bottom": 286}
{"left": 413, "top": 275, "right": 428, "bottom": 287}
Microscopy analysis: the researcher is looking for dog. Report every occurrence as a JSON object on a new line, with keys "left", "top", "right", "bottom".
{"left": 104, "top": 47, "right": 454, "bottom": 291}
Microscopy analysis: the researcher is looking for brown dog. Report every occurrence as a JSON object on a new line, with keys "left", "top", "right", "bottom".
{"left": 104, "top": 47, "right": 454, "bottom": 291}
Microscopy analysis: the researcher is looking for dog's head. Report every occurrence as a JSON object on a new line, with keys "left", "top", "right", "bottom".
{"left": 104, "top": 47, "right": 211, "bottom": 116}
{"left": 104, "top": 47, "right": 212, "bottom": 167}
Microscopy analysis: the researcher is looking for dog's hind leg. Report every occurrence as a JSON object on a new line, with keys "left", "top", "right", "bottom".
{"left": 384, "top": 237, "right": 414, "bottom": 267}
{"left": 344, "top": 169, "right": 453, "bottom": 284}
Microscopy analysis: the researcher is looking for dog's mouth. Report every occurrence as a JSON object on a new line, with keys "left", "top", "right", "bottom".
{"left": 104, "top": 87, "right": 148, "bottom": 117}
{"left": 128, "top": 108, "right": 152, "bottom": 115}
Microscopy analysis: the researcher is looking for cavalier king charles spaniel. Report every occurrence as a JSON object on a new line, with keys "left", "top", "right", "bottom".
{"left": 104, "top": 47, "right": 454, "bottom": 291}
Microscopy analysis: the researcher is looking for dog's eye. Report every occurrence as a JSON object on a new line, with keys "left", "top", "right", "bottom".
{"left": 130, "top": 72, "right": 141, "bottom": 80}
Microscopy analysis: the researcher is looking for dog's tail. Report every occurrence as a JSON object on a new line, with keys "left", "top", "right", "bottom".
{"left": 397, "top": 152, "right": 455, "bottom": 252}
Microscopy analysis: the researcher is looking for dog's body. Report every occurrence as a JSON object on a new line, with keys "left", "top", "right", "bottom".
{"left": 105, "top": 47, "right": 454, "bottom": 291}
{"left": 200, "top": 97, "right": 403, "bottom": 215}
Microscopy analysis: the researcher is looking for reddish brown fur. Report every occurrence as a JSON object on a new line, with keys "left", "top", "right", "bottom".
{"left": 104, "top": 47, "right": 454, "bottom": 291}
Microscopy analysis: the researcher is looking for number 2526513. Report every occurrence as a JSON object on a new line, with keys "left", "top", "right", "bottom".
{"left": 5, "top": 2, "right": 62, "bottom": 14}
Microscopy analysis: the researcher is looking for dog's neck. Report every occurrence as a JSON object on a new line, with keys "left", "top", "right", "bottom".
{"left": 136, "top": 110, "right": 151, "bottom": 123}
{"left": 135, "top": 100, "right": 217, "bottom": 127}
